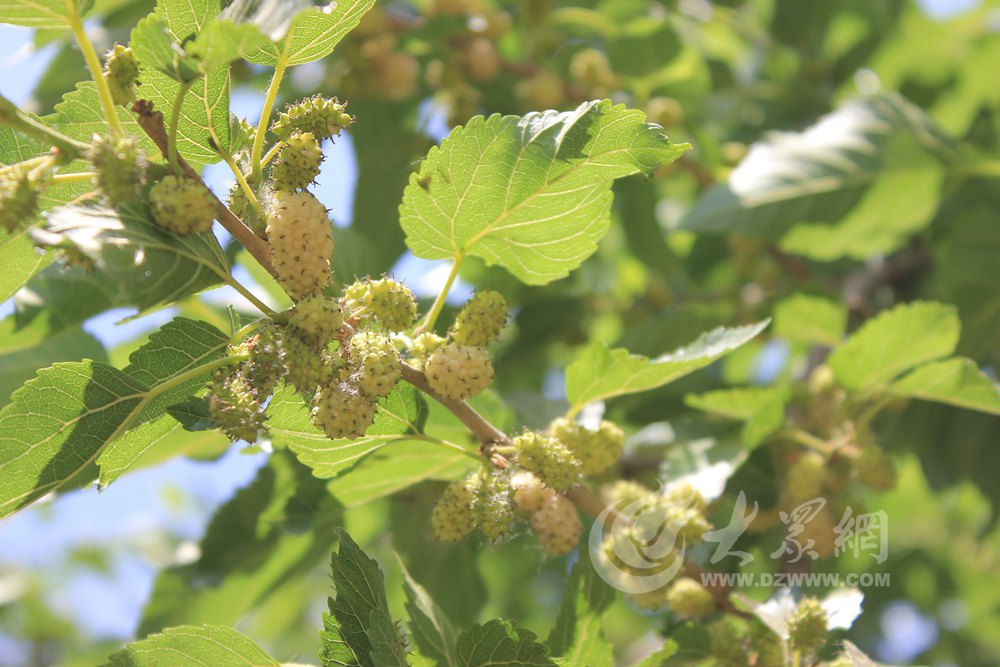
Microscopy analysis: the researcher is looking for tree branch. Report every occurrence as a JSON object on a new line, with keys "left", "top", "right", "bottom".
{"left": 131, "top": 100, "right": 277, "bottom": 279}
{"left": 400, "top": 362, "right": 508, "bottom": 446}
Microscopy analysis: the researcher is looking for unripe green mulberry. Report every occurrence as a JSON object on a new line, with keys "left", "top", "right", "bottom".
{"left": 236, "top": 324, "right": 286, "bottom": 395}
{"left": 750, "top": 624, "right": 785, "bottom": 667}
{"left": 708, "top": 617, "right": 746, "bottom": 664}
{"left": 0, "top": 166, "right": 38, "bottom": 233}
{"left": 271, "top": 131, "right": 323, "bottom": 192}
{"left": 787, "top": 597, "right": 828, "bottom": 657}
{"left": 409, "top": 332, "right": 446, "bottom": 369}
{"left": 342, "top": 277, "right": 417, "bottom": 331}
{"left": 349, "top": 330, "right": 401, "bottom": 397}
{"left": 663, "top": 482, "right": 708, "bottom": 514}
{"left": 432, "top": 476, "right": 477, "bottom": 542}
{"left": 103, "top": 44, "right": 140, "bottom": 105}
{"left": 207, "top": 370, "right": 266, "bottom": 443}
{"left": 856, "top": 445, "right": 897, "bottom": 491}
{"left": 312, "top": 382, "right": 377, "bottom": 439}
{"left": 425, "top": 344, "right": 494, "bottom": 400}
{"left": 283, "top": 330, "right": 336, "bottom": 393}
{"left": 786, "top": 451, "right": 826, "bottom": 503}
{"left": 548, "top": 417, "right": 624, "bottom": 475}
{"left": 271, "top": 95, "right": 354, "bottom": 141}
{"left": 665, "top": 577, "right": 715, "bottom": 620}
{"left": 226, "top": 183, "right": 264, "bottom": 235}
{"left": 629, "top": 588, "right": 669, "bottom": 611}
{"left": 531, "top": 492, "right": 581, "bottom": 556}
{"left": 513, "top": 432, "right": 581, "bottom": 492}
{"left": 474, "top": 471, "right": 516, "bottom": 540}
{"left": 289, "top": 294, "right": 343, "bottom": 346}
{"left": 600, "top": 480, "right": 650, "bottom": 509}
{"left": 512, "top": 472, "right": 554, "bottom": 516}
{"left": 452, "top": 290, "right": 508, "bottom": 347}
{"left": 266, "top": 191, "right": 334, "bottom": 301}
{"left": 149, "top": 175, "right": 216, "bottom": 236}
{"left": 88, "top": 134, "right": 144, "bottom": 205}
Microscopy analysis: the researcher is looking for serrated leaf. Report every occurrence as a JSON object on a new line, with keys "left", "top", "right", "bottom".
{"left": 0, "top": 0, "right": 92, "bottom": 28}
{"left": 107, "top": 624, "right": 279, "bottom": 666}
{"left": 566, "top": 321, "right": 768, "bottom": 412}
{"left": 547, "top": 554, "right": 615, "bottom": 667}
{"left": 328, "top": 529, "right": 402, "bottom": 667}
{"left": 140, "top": 450, "right": 339, "bottom": 633}
{"left": 828, "top": 301, "right": 959, "bottom": 391}
{"left": 32, "top": 202, "right": 230, "bottom": 315}
{"left": 131, "top": 0, "right": 230, "bottom": 163}
{"left": 96, "top": 318, "right": 230, "bottom": 485}
{"left": 0, "top": 230, "right": 50, "bottom": 303}
{"left": 273, "top": 383, "right": 431, "bottom": 479}
{"left": 889, "top": 358, "right": 1000, "bottom": 416}
{"left": 772, "top": 294, "right": 847, "bottom": 347}
{"left": 400, "top": 558, "right": 459, "bottom": 667}
{"left": 456, "top": 620, "right": 556, "bottom": 667}
{"left": 52, "top": 81, "right": 157, "bottom": 153}
{"left": 679, "top": 94, "right": 955, "bottom": 239}
{"left": 400, "top": 100, "right": 689, "bottom": 285}
{"left": 323, "top": 611, "right": 364, "bottom": 667}
{"left": 328, "top": 440, "right": 471, "bottom": 507}
{"left": 244, "top": 0, "right": 377, "bottom": 66}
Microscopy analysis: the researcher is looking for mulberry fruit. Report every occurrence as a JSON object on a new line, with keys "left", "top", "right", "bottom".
{"left": 349, "top": 330, "right": 401, "bottom": 397}
{"left": 856, "top": 445, "right": 897, "bottom": 491}
{"left": 786, "top": 451, "right": 826, "bottom": 503}
{"left": 271, "top": 95, "right": 354, "bottom": 141}
{"left": 787, "top": 597, "right": 828, "bottom": 657}
{"left": 424, "top": 344, "right": 494, "bottom": 400}
{"left": 149, "top": 175, "right": 216, "bottom": 236}
{"left": 548, "top": 417, "right": 624, "bottom": 475}
{"left": 207, "top": 370, "right": 266, "bottom": 443}
{"left": 266, "top": 191, "right": 334, "bottom": 300}
{"left": 312, "top": 382, "right": 377, "bottom": 439}
{"left": 409, "top": 332, "right": 446, "bottom": 369}
{"left": 512, "top": 472, "right": 554, "bottom": 516}
{"left": 271, "top": 131, "right": 323, "bottom": 192}
{"left": 103, "top": 44, "right": 139, "bottom": 105}
{"left": 531, "top": 493, "right": 581, "bottom": 556}
{"left": 665, "top": 577, "right": 715, "bottom": 620}
{"left": 451, "top": 290, "right": 508, "bottom": 347}
{"left": 0, "top": 166, "right": 38, "bottom": 233}
{"left": 432, "top": 476, "right": 477, "bottom": 542}
{"left": 289, "top": 294, "right": 343, "bottom": 346}
{"left": 513, "top": 432, "right": 581, "bottom": 492}
{"left": 342, "top": 277, "right": 417, "bottom": 331}
{"left": 88, "top": 134, "right": 144, "bottom": 206}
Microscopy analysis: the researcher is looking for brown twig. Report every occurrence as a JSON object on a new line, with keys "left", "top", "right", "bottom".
{"left": 399, "top": 362, "right": 509, "bottom": 447}
{"left": 131, "top": 100, "right": 277, "bottom": 278}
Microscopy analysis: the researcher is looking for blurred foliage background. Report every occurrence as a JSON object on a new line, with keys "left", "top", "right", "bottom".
{"left": 1, "top": 0, "right": 999, "bottom": 665}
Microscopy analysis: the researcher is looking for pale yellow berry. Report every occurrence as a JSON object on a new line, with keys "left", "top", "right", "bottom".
{"left": 531, "top": 493, "right": 581, "bottom": 556}
{"left": 266, "top": 191, "right": 334, "bottom": 301}
{"left": 424, "top": 344, "right": 494, "bottom": 400}
{"left": 665, "top": 577, "right": 715, "bottom": 620}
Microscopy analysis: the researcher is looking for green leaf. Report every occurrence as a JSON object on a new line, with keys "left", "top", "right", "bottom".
{"left": 686, "top": 386, "right": 789, "bottom": 420}
{"left": 322, "top": 611, "right": 363, "bottom": 667}
{"left": 889, "top": 358, "right": 1000, "bottom": 416}
{"left": 107, "top": 624, "right": 279, "bottom": 666}
{"left": 0, "top": 315, "right": 107, "bottom": 408}
{"left": 52, "top": 82, "right": 157, "bottom": 153}
{"left": 565, "top": 321, "right": 768, "bottom": 412}
{"left": 679, "top": 94, "right": 955, "bottom": 239}
{"left": 547, "top": 555, "right": 615, "bottom": 667}
{"left": 0, "top": 0, "right": 92, "bottom": 28}
{"left": 131, "top": 0, "right": 230, "bottom": 163}
{"left": 778, "top": 154, "right": 943, "bottom": 261}
{"left": 32, "top": 202, "right": 230, "bottom": 315}
{"left": 456, "top": 620, "right": 556, "bottom": 667}
{"left": 0, "top": 230, "right": 50, "bottom": 304}
{"left": 328, "top": 440, "right": 471, "bottom": 508}
{"left": 244, "top": 0, "right": 377, "bottom": 66}
{"left": 633, "top": 641, "right": 678, "bottom": 667}
{"left": 400, "top": 558, "right": 460, "bottom": 667}
{"left": 828, "top": 301, "right": 960, "bottom": 391}
{"left": 273, "top": 383, "right": 430, "bottom": 479}
{"left": 0, "top": 360, "right": 146, "bottom": 518}
{"left": 741, "top": 393, "right": 787, "bottom": 447}
{"left": 772, "top": 294, "right": 847, "bottom": 347}
{"left": 328, "top": 528, "right": 403, "bottom": 667}
{"left": 140, "top": 450, "right": 340, "bottom": 633}
{"left": 13, "top": 265, "right": 120, "bottom": 335}
{"left": 96, "top": 318, "right": 230, "bottom": 485}
{"left": 400, "top": 100, "right": 689, "bottom": 285}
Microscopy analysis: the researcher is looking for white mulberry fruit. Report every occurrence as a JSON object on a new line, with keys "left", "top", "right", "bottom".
{"left": 342, "top": 276, "right": 417, "bottom": 331}
{"left": 432, "top": 476, "right": 477, "bottom": 542}
{"left": 349, "top": 330, "right": 401, "bottom": 397}
{"left": 149, "top": 175, "right": 216, "bottom": 236}
{"left": 207, "top": 370, "right": 266, "bottom": 443}
{"left": 271, "top": 95, "right": 354, "bottom": 141}
{"left": 531, "top": 493, "right": 581, "bottom": 556}
{"left": 271, "top": 131, "right": 323, "bottom": 192}
{"left": 266, "top": 191, "right": 334, "bottom": 301}
{"left": 409, "top": 332, "right": 446, "bottom": 370}
{"left": 424, "top": 344, "right": 494, "bottom": 400}
{"left": 665, "top": 577, "right": 715, "bottom": 620}
{"left": 548, "top": 417, "right": 625, "bottom": 476}
{"left": 289, "top": 294, "right": 343, "bottom": 346}
{"left": 473, "top": 471, "right": 515, "bottom": 540}
{"left": 513, "top": 431, "right": 581, "bottom": 492}
{"left": 312, "top": 382, "right": 377, "bottom": 439}
{"left": 0, "top": 166, "right": 38, "bottom": 233}
{"left": 452, "top": 290, "right": 508, "bottom": 347}
{"left": 88, "top": 134, "right": 145, "bottom": 206}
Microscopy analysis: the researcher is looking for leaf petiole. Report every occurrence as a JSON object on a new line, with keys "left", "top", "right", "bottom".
{"left": 418, "top": 253, "right": 463, "bottom": 334}
{"left": 251, "top": 58, "right": 289, "bottom": 182}
{"left": 64, "top": 0, "right": 121, "bottom": 136}
{"left": 167, "top": 81, "right": 194, "bottom": 173}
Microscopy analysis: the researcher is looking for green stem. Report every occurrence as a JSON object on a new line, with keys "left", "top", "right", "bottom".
{"left": 221, "top": 272, "right": 277, "bottom": 318}
{"left": 857, "top": 393, "right": 895, "bottom": 430}
{"left": 0, "top": 95, "right": 90, "bottom": 159}
{"left": 260, "top": 142, "right": 282, "bottom": 170}
{"left": 52, "top": 171, "right": 95, "bottom": 184}
{"left": 221, "top": 151, "right": 265, "bottom": 219}
{"left": 230, "top": 318, "right": 268, "bottom": 344}
{"left": 780, "top": 428, "right": 830, "bottom": 453}
{"left": 167, "top": 81, "right": 193, "bottom": 174}
{"left": 418, "top": 253, "right": 463, "bottom": 334}
{"left": 414, "top": 435, "right": 481, "bottom": 460}
{"left": 251, "top": 61, "right": 288, "bottom": 182}
{"left": 65, "top": 0, "right": 121, "bottom": 136}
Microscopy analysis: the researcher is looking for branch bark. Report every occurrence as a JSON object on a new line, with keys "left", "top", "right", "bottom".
{"left": 400, "top": 362, "right": 508, "bottom": 446}
{"left": 131, "top": 100, "right": 277, "bottom": 279}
